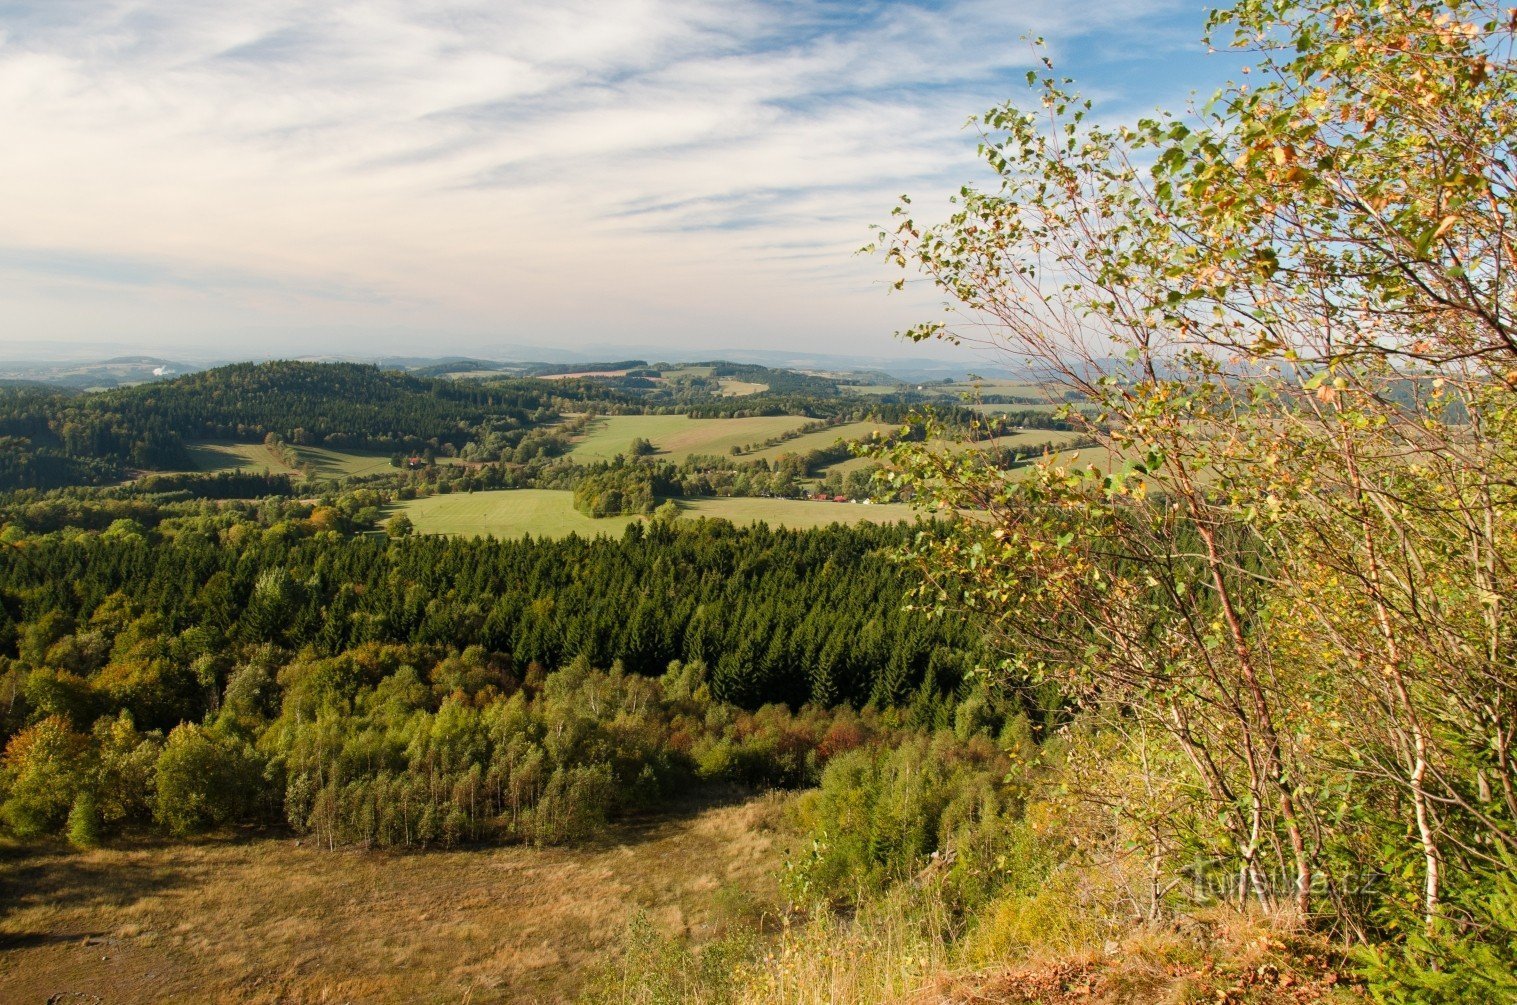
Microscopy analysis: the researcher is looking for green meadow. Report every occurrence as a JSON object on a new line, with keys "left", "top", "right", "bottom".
{"left": 568, "top": 414, "right": 813, "bottom": 462}
{"left": 394, "top": 489, "right": 921, "bottom": 538}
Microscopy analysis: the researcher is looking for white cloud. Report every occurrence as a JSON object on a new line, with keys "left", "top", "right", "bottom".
{"left": 0, "top": 0, "right": 1213, "bottom": 357}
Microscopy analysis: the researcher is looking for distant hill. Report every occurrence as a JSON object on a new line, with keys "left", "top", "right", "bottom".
{"left": 0, "top": 357, "right": 199, "bottom": 390}
{"left": 0, "top": 360, "right": 559, "bottom": 491}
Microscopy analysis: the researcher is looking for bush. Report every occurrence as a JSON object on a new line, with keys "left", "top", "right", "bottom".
{"left": 1, "top": 716, "right": 92, "bottom": 838}
{"left": 67, "top": 789, "right": 102, "bottom": 849}
{"left": 153, "top": 723, "right": 262, "bottom": 836}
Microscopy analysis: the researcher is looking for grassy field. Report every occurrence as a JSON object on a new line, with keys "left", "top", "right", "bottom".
{"left": 717, "top": 378, "right": 767, "bottom": 396}
{"left": 394, "top": 490, "right": 922, "bottom": 538}
{"left": 568, "top": 415, "right": 813, "bottom": 463}
{"left": 816, "top": 454, "right": 880, "bottom": 476}
{"left": 0, "top": 795, "right": 787, "bottom": 1005}
{"left": 177, "top": 442, "right": 463, "bottom": 481}
{"left": 181, "top": 441, "right": 301, "bottom": 476}
{"left": 941, "top": 380, "right": 1053, "bottom": 399}
{"left": 962, "top": 429, "right": 1086, "bottom": 453}
{"left": 678, "top": 496, "right": 919, "bottom": 529}
{"left": 743, "top": 420, "right": 896, "bottom": 462}
{"left": 294, "top": 446, "right": 408, "bottom": 480}
{"left": 968, "top": 401, "right": 1067, "bottom": 414}
{"left": 398, "top": 489, "right": 640, "bottom": 538}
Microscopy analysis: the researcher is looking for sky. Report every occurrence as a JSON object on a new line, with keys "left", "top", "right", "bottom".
{"left": 0, "top": 0, "right": 1232, "bottom": 363}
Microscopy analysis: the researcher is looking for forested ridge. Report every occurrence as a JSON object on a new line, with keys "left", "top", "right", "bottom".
{"left": 0, "top": 361, "right": 558, "bottom": 489}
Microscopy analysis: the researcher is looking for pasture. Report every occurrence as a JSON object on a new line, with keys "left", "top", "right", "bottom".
{"left": 568, "top": 415, "right": 813, "bottom": 462}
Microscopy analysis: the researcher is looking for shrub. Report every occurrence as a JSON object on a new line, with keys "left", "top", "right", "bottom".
{"left": 67, "top": 789, "right": 102, "bottom": 849}
{"left": 1, "top": 715, "right": 93, "bottom": 838}
{"left": 153, "top": 723, "right": 262, "bottom": 836}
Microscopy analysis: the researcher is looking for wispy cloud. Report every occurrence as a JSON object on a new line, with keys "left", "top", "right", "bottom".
{"left": 0, "top": 0, "right": 1223, "bottom": 356}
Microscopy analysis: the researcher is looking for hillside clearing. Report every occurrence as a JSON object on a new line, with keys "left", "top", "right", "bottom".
{"left": 173, "top": 442, "right": 464, "bottom": 481}
{"left": 678, "top": 496, "right": 919, "bottom": 529}
{"left": 743, "top": 420, "right": 896, "bottom": 462}
{"left": 180, "top": 441, "right": 300, "bottom": 476}
{"left": 394, "top": 489, "right": 922, "bottom": 538}
{"left": 717, "top": 379, "right": 767, "bottom": 396}
{"left": 568, "top": 415, "right": 813, "bottom": 462}
{"left": 0, "top": 795, "right": 787, "bottom": 1005}
{"left": 397, "top": 489, "right": 640, "bottom": 538}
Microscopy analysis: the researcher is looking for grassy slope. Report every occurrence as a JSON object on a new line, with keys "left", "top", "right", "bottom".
{"left": 395, "top": 490, "right": 922, "bottom": 538}
{"left": 0, "top": 796, "right": 786, "bottom": 1005}
{"left": 398, "top": 489, "right": 640, "bottom": 538}
{"left": 677, "top": 496, "right": 919, "bottom": 530}
{"left": 181, "top": 442, "right": 301, "bottom": 476}
{"left": 175, "top": 442, "right": 464, "bottom": 480}
{"left": 569, "top": 415, "right": 813, "bottom": 463}
{"left": 743, "top": 420, "right": 896, "bottom": 462}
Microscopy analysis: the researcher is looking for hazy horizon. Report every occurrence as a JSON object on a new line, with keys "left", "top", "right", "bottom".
{"left": 1, "top": 1, "right": 1229, "bottom": 359}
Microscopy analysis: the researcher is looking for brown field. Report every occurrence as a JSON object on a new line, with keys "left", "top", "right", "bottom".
{"left": 0, "top": 794, "right": 788, "bottom": 1005}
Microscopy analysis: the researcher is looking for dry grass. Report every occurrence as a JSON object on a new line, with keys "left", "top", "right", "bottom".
{"left": 916, "top": 910, "right": 1359, "bottom": 1005}
{"left": 0, "top": 794, "right": 789, "bottom": 1005}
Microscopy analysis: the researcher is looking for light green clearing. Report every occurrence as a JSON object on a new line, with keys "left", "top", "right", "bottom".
{"left": 941, "top": 380, "right": 1054, "bottom": 398}
{"left": 394, "top": 489, "right": 923, "bottom": 538}
{"left": 569, "top": 414, "right": 813, "bottom": 462}
{"left": 677, "top": 496, "right": 920, "bottom": 529}
{"left": 396, "top": 489, "right": 640, "bottom": 538}
{"left": 1008, "top": 446, "right": 1115, "bottom": 480}
{"left": 968, "top": 401, "right": 1066, "bottom": 414}
{"left": 744, "top": 420, "right": 897, "bottom": 462}
{"left": 717, "top": 378, "right": 767, "bottom": 397}
{"left": 660, "top": 365, "right": 716, "bottom": 379}
{"left": 441, "top": 369, "right": 514, "bottom": 380}
{"left": 182, "top": 441, "right": 301, "bottom": 476}
{"left": 967, "top": 430, "right": 1085, "bottom": 452}
{"left": 816, "top": 454, "right": 881, "bottom": 476}
{"left": 179, "top": 442, "right": 464, "bottom": 481}
{"left": 295, "top": 446, "right": 445, "bottom": 480}
{"left": 844, "top": 384, "right": 902, "bottom": 395}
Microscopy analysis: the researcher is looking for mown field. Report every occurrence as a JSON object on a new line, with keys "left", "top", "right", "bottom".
{"left": 395, "top": 489, "right": 921, "bottom": 538}
{"left": 568, "top": 415, "right": 813, "bottom": 463}
{"left": 0, "top": 796, "right": 786, "bottom": 1005}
